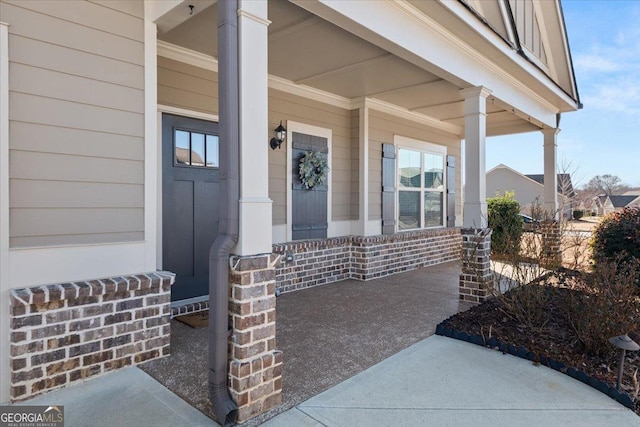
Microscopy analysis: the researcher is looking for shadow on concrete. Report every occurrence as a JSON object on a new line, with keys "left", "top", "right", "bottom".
{"left": 140, "top": 261, "right": 472, "bottom": 425}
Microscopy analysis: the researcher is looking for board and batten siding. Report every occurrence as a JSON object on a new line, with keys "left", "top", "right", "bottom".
{"left": 269, "top": 88, "right": 357, "bottom": 225}
{"left": 368, "top": 110, "right": 461, "bottom": 223}
{"left": 2, "top": 0, "right": 145, "bottom": 248}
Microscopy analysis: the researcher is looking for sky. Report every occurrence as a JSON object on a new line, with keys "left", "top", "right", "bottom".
{"left": 486, "top": 0, "right": 640, "bottom": 189}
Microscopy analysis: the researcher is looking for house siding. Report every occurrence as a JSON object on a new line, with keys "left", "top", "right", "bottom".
{"left": 2, "top": 0, "right": 145, "bottom": 248}
{"left": 487, "top": 167, "right": 547, "bottom": 213}
{"left": 367, "top": 110, "right": 461, "bottom": 223}
{"left": 157, "top": 56, "right": 218, "bottom": 116}
{"left": 269, "top": 89, "right": 356, "bottom": 223}
{"left": 156, "top": 61, "right": 358, "bottom": 226}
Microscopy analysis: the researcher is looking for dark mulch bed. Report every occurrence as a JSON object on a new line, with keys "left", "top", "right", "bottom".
{"left": 439, "top": 285, "right": 640, "bottom": 415}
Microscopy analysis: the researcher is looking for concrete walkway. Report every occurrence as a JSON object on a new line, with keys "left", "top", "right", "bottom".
{"left": 10, "top": 335, "right": 639, "bottom": 426}
{"left": 263, "top": 336, "right": 639, "bottom": 427}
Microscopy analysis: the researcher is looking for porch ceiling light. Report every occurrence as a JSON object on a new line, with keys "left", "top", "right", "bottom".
{"left": 609, "top": 334, "right": 640, "bottom": 390}
{"left": 270, "top": 120, "right": 286, "bottom": 150}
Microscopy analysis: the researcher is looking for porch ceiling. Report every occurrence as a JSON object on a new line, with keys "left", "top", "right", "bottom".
{"left": 158, "top": 0, "right": 540, "bottom": 137}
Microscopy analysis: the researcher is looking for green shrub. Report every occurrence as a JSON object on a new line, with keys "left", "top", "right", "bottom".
{"left": 592, "top": 207, "right": 640, "bottom": 271}
{"left": 488, "top": 192, "right": 523, "bottom": 256}
{"left": 573, "top": 210, "right": 584, "bottom": 220}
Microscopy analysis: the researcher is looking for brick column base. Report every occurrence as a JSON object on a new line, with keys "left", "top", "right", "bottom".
{"left": 228, "top": 254, "right": 282, "bottom": 422}
{"left": 460, "top": 228, "right": 493, "bottom": 303}
{"left": 540, "top": 221, "right": 562, "bottom": 269}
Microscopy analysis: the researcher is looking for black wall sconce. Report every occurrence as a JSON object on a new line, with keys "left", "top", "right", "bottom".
{"left": 270, "top": 120, "right": 286, "bottom": 150}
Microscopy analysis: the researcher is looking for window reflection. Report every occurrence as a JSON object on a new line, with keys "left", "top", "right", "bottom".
{"left": 397, "top": 147, "right": 445, "bottom": 229}
{"left": 206, "top": 135, "right": 219, "bottom": 168}
{"left": 398, "top": 149, "right": 421, "bottom": 188}
{"left": 175, "top": 130, "right": 190, "bottom": 165}
{"left": 424, "top": 192, "right": 443, "bottom": 227}
{"left": 191, "top": 133, "right": 205, "bottom": 167}
{"left": 424, "top": 153, "right": 444, "bottom": 190}
{"left": 174, "top": 129, "right": 219, "bottom": 168}
{"left": 399, "top": 191, "right": 420, "bottom": 229}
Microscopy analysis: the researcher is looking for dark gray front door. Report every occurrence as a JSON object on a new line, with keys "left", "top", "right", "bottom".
{"left": 162, "top": 113, "right": 220, "bottom": 301}
{"left": 292, "top": 132, "right": 328, "bottom": 240}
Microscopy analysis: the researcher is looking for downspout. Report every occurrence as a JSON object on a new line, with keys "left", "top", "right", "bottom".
{"left": 208, "top": 0, "right": 238, "bottom": 425}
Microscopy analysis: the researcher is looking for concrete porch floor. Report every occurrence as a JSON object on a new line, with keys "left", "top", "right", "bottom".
{"left": 140, "top": 261, "right": 472, "bottom": 424}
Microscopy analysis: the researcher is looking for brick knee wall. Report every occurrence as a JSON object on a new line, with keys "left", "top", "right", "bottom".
{"left": 351, "top": 229, "right": 462, "bottom": 280}
{"left": 272, "top": 237, "right": 352, "bottom": 293}
{"left": 273, "top": 229, "right": 462, "bottom": 293}
{"left": 9, "top": 271, "right": 174, "bottom": 401}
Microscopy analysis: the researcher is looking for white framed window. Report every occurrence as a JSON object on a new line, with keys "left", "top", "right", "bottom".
{"left": 395, "top": 136, "right": 446, "bottom": 231}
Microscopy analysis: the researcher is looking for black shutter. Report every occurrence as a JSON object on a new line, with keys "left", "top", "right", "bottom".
{"left": 381, "top": 143, "right": 396, "bottom": 234}
{"left": 446, "top": 155, "right": 456, "bottom": 227}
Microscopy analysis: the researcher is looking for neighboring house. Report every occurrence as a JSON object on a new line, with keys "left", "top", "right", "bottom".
{"left": 608, "top": 195, "right": 640, "bottom": 212}
{"left": 594, "top": 194, "right": 640, "bottom": 216}
{"left": 486, "top": 164, "right": 574, "bottom": 219}
{"left": 0, "top": 0, "right": 580, "bottom": 422}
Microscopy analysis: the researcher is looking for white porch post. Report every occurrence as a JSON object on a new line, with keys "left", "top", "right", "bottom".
{"left": 542, "top": 128, "right": 559, "bottom": 219}
{"left": 357, "top": 105, "right": 370, "bottom": 236}
{"left": 460, "top": 86, "right": 491, "bottom": 229}
{"left": 236, "top": 1, "right": 272, "bottom": 255}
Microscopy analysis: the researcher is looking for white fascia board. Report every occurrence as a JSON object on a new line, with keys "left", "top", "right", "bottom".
{"left": 293, "top": 0, "right": 558, "bottom": 128}
{"left": 439, "top": 0, "right": 578, "bottom": 109}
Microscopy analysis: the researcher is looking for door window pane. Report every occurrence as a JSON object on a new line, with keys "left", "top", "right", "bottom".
{"left": 175, "top": 130, "right": 190, "bottom": 165}
{"left": 398, "top": 149, "right": 421, "bottom": 188}
{"left": 399, "top": 191, "right": 420, "bottom": 229}
{"left": 424, "top": 192, "right": 443, "bottom": 227}
{"left": 191, "top": 133, "right": 205, "bottom": 166}
{"left": 424, "top": 153, "right": 444, "bottom": 190}
{"left": 206, "top": 135, "right": 219, "bottom": 168}
{"left": 175, "top": 129, "right": 218, "bottom": 168}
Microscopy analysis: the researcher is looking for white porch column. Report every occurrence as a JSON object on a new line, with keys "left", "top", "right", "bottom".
{"left": 460, "top": 86, "right": 491, "bottom": 229}
{"left": 357, "top": 105, "right": 370, "bottom": 236}
{"left": 236, "top": 1, "right": 272, "bottom": 255}
{"left": 542, "top": 128, "right": 559, "bottom": 219}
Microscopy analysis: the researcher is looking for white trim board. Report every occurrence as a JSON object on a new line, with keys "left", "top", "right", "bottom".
{"left": 144, "top": 18, "right": 159, "bottom": 273}
{"left": 8, "top": 243, "right": 149, "bottom": 289}
{"left": 0, "top": 20, "right": 10, "bottom": 405}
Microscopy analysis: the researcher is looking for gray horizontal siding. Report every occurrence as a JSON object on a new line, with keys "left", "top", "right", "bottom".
{"left": 269, "top": 89, "right": 355, "bottom": 224}
{"left": 157, "top": 56, "right": 219, "bottom": 115}
{"left": 3, "top": 0, "right": 145, "bottom": 248}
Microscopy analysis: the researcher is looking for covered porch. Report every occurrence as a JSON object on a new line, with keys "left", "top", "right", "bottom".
{"left": 141, "top": 261, "right": 471, "bottom": 424}
{"left": 146, "top": 0, "right": 579, "bottom": 423}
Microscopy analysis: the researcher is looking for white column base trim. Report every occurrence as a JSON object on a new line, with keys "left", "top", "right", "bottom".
{"left": 237, "top": 198, "right": 273, "bottom": 256}
{"left": 463, "top": 202, "right": 488, "bottom": 228}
